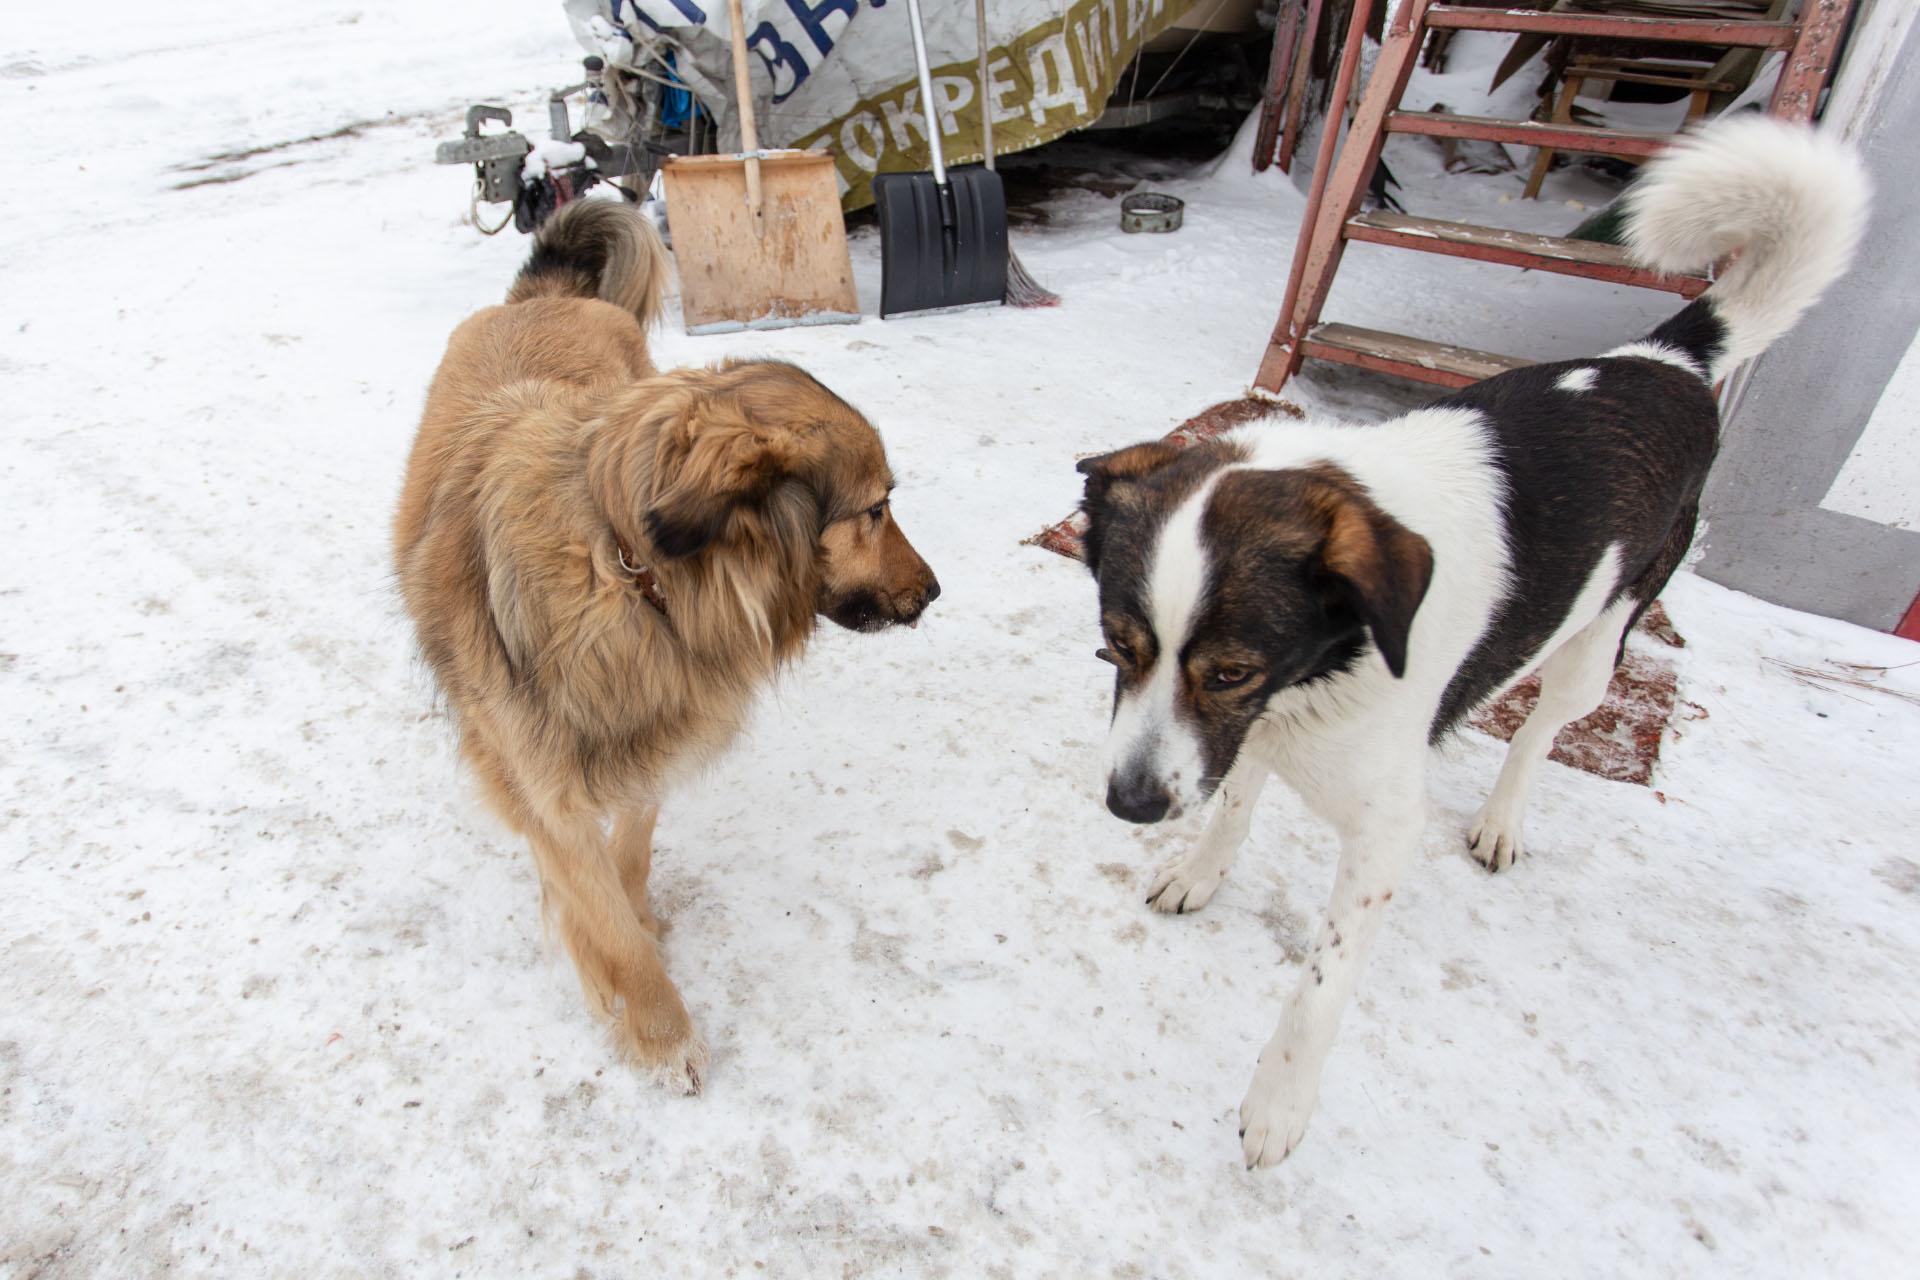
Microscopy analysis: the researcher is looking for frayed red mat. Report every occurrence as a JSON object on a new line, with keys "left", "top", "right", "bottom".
{"left": 1026, "top": 396, "right": 1689, "bottom": 787}
{"left": 1022, "top": 396, "right": 1303, "bottom": 560}
{"left": 1466, "top": 602, "right": 1691, "bottom": 787}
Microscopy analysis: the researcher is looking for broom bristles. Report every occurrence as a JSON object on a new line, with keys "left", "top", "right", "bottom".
{"left": 1005, "top": 247, "right": 1060, "bottom": 308}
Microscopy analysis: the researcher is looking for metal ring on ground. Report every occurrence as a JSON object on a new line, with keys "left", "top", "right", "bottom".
{"left": 1120, "top": 192, "right": 1184, "bottom": 234}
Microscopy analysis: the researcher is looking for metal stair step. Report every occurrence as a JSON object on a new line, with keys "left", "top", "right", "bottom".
{"left": 1300, "top": 323, "right": 1532, "bottom": 388}
{"left": 1423, "top": 5, "right": 1797, "bottom": 48}
{"left": 1344, "top": 211, "right": 1711, "bottom": 296}
{"left": 1387, "top": 110, "right": 1672, "bottom": 159}
{"left": 1255, "top": 0, "right": 1849, "bottom": 398}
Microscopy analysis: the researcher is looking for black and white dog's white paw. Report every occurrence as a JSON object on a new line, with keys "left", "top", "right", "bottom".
{"left": 1466, "top": 803, "right": 1525, "bottom": 873}
{"left": 1144, "top": 850, "right": 1232, "bottom": 915}
{"left": 1237, "top": 1050, "right": 1319, "bottom": 1169}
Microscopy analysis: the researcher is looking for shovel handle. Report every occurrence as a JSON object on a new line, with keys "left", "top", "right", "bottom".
{"left": 975, "top": 0, "right": 994, "bottom": 171}
{"left": 726, "top": 0, "right": 765, "bottom": 238}
{"left": 903, "top": 0, "right": 947, "bottom": 187}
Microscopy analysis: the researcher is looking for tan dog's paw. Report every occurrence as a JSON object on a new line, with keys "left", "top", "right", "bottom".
{"left": 1145, "top": 847, "right": 1234, "bottom": 915}
{"left": 621, "top": 1005, "right": 709, "bottom": 1096}
{"left": 627, "top": 895, "right": 665, "bottom": 938}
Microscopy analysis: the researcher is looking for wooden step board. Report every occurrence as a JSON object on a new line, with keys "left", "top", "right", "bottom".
{"left": 1345, "top": 212, "right": 1712, "bottom": 297}
{"left": 1387, "top": 111, "right": 1671, "bottom": 160}
{"left": 1299, "top": 323, "right": 1530, "bottom": 389}
{"left": 1422, "top": 5, "right": 1798, "bottom": 48}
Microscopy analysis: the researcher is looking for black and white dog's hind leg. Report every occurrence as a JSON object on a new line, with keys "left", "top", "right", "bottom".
{"left": 1468, "top": 496, "right": 1701, "bottom": 869}
{"left": 1467, "top": 595, "right": 1639, "bottom": 870}
{"left": 1465, "top": 116, "right": 1875, "bottom": 869}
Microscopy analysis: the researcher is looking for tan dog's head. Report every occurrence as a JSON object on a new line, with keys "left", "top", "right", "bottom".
{"left": 813, "top": 485, "right": 942, "bottom": 633}
{"left": 594, "top": 361, "right": 938, "bottom": 633}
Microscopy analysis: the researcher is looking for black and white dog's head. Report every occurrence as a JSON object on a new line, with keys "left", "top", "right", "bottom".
{"left": 1077, "top": 437, "right": 1433, "bottom": 824}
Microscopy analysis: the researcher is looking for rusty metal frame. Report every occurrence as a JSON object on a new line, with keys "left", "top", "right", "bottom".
{"left": 1423, "top": 6, "right": 1797, "bottom": 46}
{"left": 1298, "top": 334, "right": 1481, "bottom": 388}
{"left": 1253, "top": 0, "right": 1861, "bottom": 396}
{"left": 1343, "top": 219, "right": 1710, "bottom": 296}
{"left": 1386, "top": 110, "right": 1670, "bottom": 157}
{"left": 1256, "top": 0, "right": 1427, "bottom": 392}
{"left": 1769, "top": 0, "right": 1853, "bottom": 120}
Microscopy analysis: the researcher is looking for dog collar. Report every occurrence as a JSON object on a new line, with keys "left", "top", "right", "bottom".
{"left": 613, "top": 536, "right": 670, "bottom": 618}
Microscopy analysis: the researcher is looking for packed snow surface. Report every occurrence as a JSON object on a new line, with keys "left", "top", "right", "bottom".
{"left": 4, "top": 5, "right": 1918, "bottom": 1277}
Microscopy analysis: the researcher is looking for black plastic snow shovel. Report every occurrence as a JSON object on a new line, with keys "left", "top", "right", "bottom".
{"left": 874, "top": 0, "right": 1008, "bottom": 318}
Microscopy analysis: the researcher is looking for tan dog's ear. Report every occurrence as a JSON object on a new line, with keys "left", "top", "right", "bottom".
{"left": 1312, "top": 484, "right": 1433, "bottom": 679}
{"left": 643, "top": 391, "right": 805, "bottom": 558}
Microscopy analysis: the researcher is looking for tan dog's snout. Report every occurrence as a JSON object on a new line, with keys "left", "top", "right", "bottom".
{"left": 817, "top": 499, "right": 941, "bottom": 632}
{"left": 895, "top": 566, "right": 941, "bottom": 629}
{"left": 883, "top": 519, "right": 941, "bottom": 626}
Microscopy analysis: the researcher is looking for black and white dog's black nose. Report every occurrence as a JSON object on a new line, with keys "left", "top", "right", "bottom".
{"left": 1106, "top": 773, "right": 1171, "bottom": 824}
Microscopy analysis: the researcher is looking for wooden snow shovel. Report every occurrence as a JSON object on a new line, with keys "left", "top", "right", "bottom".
{"left": 660, "top": 0, "right": 859, "bottom": 334}
{"left": 874, "top": 0, "right": 1009, "bottom": 318}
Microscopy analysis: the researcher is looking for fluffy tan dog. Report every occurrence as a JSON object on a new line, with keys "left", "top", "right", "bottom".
{"left": 394, "top": 201, "right": 939, "bottom": 1090}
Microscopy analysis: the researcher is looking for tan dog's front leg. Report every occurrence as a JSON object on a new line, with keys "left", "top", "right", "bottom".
{"left": 527, "top": 808, "right": 707, "bottom": 1093}
{"left": 610, "top": 804, "right": 662, "bottom": 935}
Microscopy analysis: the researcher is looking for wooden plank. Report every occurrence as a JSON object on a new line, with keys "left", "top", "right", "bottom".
{"left": 1524, "top": 62, "right": 1586, "bottom": 200}
{"left": 660, "top": 150, "right": 859, "bottom": 334}
{"left": 1565, "top": 67, "right": 1735, "bottom": 91}
{"left": 1278, "top": 0, "right": 1328, "bottom": 173}
{"left": 1572, "top": 56, "right": 1720, "bottom": 73}
{"left": 1345, "top": 211, "right": 1711, "bottom": 296}
{"left": 1252, "top": 0, "right": 1305, "bottom": 172}
{"left": 1301, "top": 322, "right": 1531, "bottom": 387}
{"left": 1387, "top": 110, "right": 1670, "bottom": 158}
{"left": 1423, "top": 6, "right": 1797, "bottom": 47}
{"left": 659, "top": 151, "right": 851, "bottom": 172}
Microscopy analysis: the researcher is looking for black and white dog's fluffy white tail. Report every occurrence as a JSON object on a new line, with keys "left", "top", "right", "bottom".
{"left": 1623, "top": 114, "right": 1871, "bottom": 382}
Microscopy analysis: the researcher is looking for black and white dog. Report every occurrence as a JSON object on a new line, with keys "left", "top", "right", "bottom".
{"left": 1076, "top": 117, "right": 1870, "bottom": 1168}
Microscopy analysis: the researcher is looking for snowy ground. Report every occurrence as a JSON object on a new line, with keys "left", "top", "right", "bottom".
{"left": 5, "top": 6, "right": 1920, "bottom": 1277}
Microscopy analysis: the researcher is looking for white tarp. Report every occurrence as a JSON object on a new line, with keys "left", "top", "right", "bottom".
{"left": 565, "top": 0, "right": 1203, "bottom": 207}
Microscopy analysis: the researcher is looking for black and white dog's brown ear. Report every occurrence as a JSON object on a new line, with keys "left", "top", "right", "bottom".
{"left": 1075, "top": 440, "right": 1185, "bottom": 497}
{"left": 1075, "top": 441, "right": 1184, "bottom": 573}
{"left": 1311, "top": 477, "right": 1433, "bottom": 679}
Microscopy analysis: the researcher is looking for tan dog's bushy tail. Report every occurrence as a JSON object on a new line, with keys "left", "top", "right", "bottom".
{"left": 506, "top": 199, "right": 671, "bottom": 332}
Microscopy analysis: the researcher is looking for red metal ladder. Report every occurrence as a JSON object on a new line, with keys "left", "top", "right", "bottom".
{"left": 1253, "top": 0, "right": 1856, "bottom": 394}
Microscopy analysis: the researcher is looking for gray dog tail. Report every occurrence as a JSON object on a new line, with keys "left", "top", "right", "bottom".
{"left": 506, "top": 200, "right": 670, "bottom": 332}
